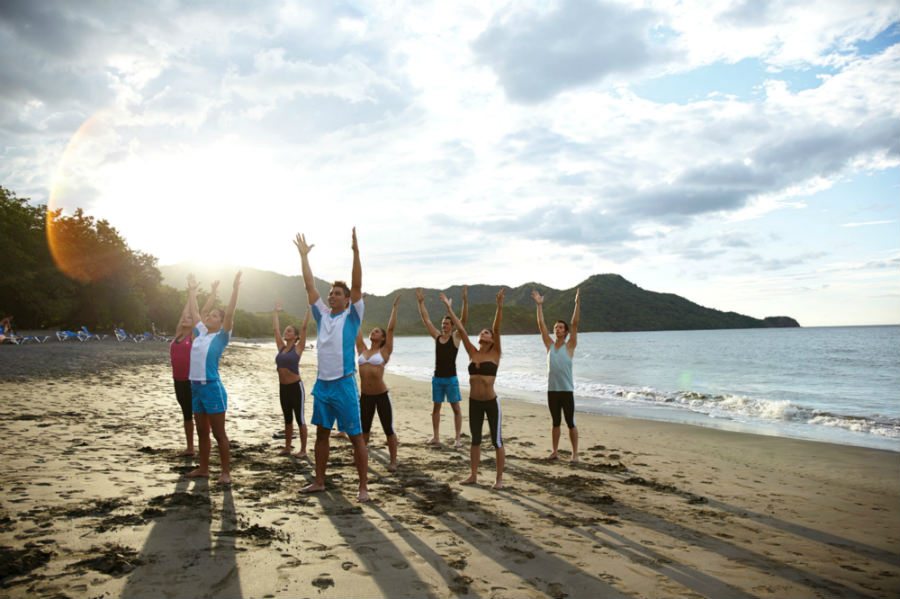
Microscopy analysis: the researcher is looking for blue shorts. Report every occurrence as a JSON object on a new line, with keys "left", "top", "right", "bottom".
{"left": 312, "top": 377, "right": 362, "bottom": 436}
{"left": 432, "top": 376, "right": 461, "bottom": 404}
{"left": 191, "top": 380, "right": 227, "bottom": 415}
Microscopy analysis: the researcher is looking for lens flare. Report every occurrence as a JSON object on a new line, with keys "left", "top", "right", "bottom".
{"left": 47, "top": 113, "right": 119, "bottom": 283}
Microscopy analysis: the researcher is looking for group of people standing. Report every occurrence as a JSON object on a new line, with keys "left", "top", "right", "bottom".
{"left": 168, "top": 228, "right": 582, "bottom": 500}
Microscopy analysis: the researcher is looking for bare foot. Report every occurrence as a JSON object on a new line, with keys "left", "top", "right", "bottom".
{"left": 357, "top": 488, "right": 370, "bottom": 502}
{"left": 185, "top": 468, "right": 209, "bottom": 479}
{"left": 387, "top": 461, "right": 398, "bottom": 472}
{"left": 460, "top": 476, "right": 477, "bottom": 486}
{"left": 547, "top": 452, "right": 559, "bottom": 461}
{"left": 218, "top": 473, "right": 232, "bottom": 485}
{"left": 293, "top": 450, "right": 308, "bottom": 459}
{"left": 492, "top": 480, "right": 504, "bottom": 490}
{"left": 454, "top": 439, "right": 463, "bottom": 449}
{"left": 176, "top": 449, "right": 195, "bottom": 457}
{"left": 300, "top": 482, "right": 326, "bottom": 494}
{"left": 426, "top": 437, "right": 441, "bottom": 446}
{"left": 278, "top": 447, "right": 292, "bottom": 456}
{"left": 570, "top": 455, "right": 579, "bottom": 464}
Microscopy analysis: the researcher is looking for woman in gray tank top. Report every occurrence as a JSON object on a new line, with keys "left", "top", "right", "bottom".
{"left": 532, "top": 288, "right": 581, "bottom": 463}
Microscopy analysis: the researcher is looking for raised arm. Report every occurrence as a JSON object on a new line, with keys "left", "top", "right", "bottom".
{"left": 294, "top": 233, "right": 320, "bottom": 305}
{"left": 440, "top": 293, "right": 476, "bottom": 356}
{"left": 532, "top": 290, "right": 552, "bottom": 351}
{"left": 355, "top": 329, "right": 367, "bottom": 354}
{"left": 568, "top": 288, "right": 580, "bottom": 352}
{"left": 200, "top": 280, "right": 220, "bottom": 319}
{"left": 222, "top": 271, "right": 242, "bottom": 332}
{"left": 415, "top": 288, "right": 440, "bottom": 338}
{"left": 492, "top": 288, "right": 504, "bottom": 356}
{"left": 299, "top": 306, "right": 310, "bottom": 351}
{"left": 350, "top": 227, "right": 362, "bottom": 304}
{"left": 383, "top": 294, "right": 400, "bottom": 357}
{"left": 176, "top": 284, "right": 192, "bottom": 333}
{"left": 273, "top": 302, "right": 285, "bottom": 351}
{"left": 187, "top": 274, "right": 200, "bottom": 326}
{"left": 460, "top": 285, "right": 469, "bottom": 328}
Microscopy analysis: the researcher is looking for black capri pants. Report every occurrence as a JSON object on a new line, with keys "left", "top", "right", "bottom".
{"left": 360, "top": 391, "right": 395, "bottom": 437}
{"left": 173, "top": 379, "right": 192, "bottom": 421}
{"left": 279, "top": 381, "right": 306, "bottom": 426}
{"left": 548, "top": 391, "right": 576, "bottom": 429}
{"left": 470, "top": 398, "right": 503, "bottom": 448}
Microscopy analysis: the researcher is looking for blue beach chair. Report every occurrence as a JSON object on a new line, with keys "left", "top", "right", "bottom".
{"left": 56, "top": 330, "right": 84, "bottom": 342}
{"left": 80, "top": 326, "right": 107, "bottom": 341}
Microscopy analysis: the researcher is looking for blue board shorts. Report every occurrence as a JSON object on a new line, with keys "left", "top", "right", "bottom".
{"left": 312, "top": 376, "right": 362, "bottom": 436}
{"left": 432, "top": 376, "right": 461, "bottom": 404}
{"left": 191, "top": 380, "right": 227, "bottom": 415}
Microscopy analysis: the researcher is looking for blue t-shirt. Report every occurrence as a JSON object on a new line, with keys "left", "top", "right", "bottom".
{"left": 311, "top": 297, "right": 364, "bottom": 381}
{"left": 190, "top": 321, "right": 231, "bottom": 382}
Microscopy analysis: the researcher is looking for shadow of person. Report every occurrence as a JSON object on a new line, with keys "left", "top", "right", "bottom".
{"left": 120, "top": 478, "right": 242, "bottom": 598}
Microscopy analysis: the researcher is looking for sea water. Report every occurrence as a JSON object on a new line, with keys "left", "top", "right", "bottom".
{"left": 386, "top": 326, "right": 900, "bottom": 452}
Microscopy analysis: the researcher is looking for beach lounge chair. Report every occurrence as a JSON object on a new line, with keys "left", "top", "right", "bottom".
{"left": 115, "top": 328, "right": 141, "bottom": 342}
{"left": 131, "top": 331, "right": 154, "bottom": 343}
{"left": 56, "top": 330, "right": 84, "bottom": 342}
{"left": 19, "top": 334, "right": 50, "bottom": 344}
{"left": 80, "top": 326, "right": 107, "bottom": 341}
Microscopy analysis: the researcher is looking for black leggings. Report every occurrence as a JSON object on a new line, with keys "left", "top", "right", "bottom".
{"left": 548, "top": 391, "right": 576, "bottom": 428}
{"left": 470, "top": 398, "right": 502, "bottom": 448}
{"left": 360, "top": 392, "right": 395, "bottom": 437}
{"left": 173, "top": 379, "right": 192, "bottom": 421}
{"left": 279, "top": 381, "right": 306, "bottom": 426}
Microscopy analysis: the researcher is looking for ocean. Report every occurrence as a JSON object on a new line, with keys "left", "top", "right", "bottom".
{"left": 385, "top": 326, "right": 900, "bottom": 452}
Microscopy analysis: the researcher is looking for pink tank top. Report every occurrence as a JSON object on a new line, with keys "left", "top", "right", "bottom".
{"left": 170, "top": 335, "right": 192, "bottom": 381}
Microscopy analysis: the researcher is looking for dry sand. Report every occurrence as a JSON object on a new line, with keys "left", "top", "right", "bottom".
{"left": 0, "top": 340, "right": 898, "bottom": 598}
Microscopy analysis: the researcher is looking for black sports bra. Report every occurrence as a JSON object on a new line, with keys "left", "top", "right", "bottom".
{"left": 468, "top": 361, "right": 498, "bottom": 377}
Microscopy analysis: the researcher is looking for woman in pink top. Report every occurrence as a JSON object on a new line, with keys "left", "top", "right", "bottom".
{"left": 169, "top": 278, "right": 219, "bottom": 456}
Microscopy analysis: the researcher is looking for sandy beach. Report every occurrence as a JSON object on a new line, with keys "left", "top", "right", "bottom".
{"left": 1, "top": 340, "right": 898, "bottom": 598}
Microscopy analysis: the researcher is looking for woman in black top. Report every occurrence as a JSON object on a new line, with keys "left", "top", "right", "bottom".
{"left": 440, "top": 288, "right": 505, "bottom": 489}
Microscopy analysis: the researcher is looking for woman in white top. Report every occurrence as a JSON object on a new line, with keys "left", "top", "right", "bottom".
{"left": 355, "top": 295, "right": 400, "bottom": 471}
{"left": 532, "top": 288, "right": 581, "bottom": 463}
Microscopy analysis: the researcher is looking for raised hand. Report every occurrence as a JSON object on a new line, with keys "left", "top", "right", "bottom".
{"left": 294, "top": 233, "right": 314, "bottom": 256}
{"left": 274, "top": 301, "right": 283, "bottom": 312}
{"left": 187, "top": 274, "right": 198, "bottom": 290}
{"left": 496, "top": 288, "right": 505, "bottom": 305}
{"left": 531, "top": 289, "right": 544, "bottom": 305}
{"left": 415, "top": 288, "right": 425, "bottom": 303}
{"left": 439, "top": 292, "right": 452, "bottom": 309}
{"left": 211, "top": 280, "right": 220, "bottom": 294}
{"left": 462, "top": 285, "right": 468, "bottom": 300}
{"left": 392, "top": 294, "right": 401, "bottom": 308}
{"left": 233, "top": 271, "right": 242, "bottom": 289}
{"left": 575, "top": 288, "right": 581, "bottom": 304}
{"left": 351, "top": 227, "right": 358, "bottom": 252}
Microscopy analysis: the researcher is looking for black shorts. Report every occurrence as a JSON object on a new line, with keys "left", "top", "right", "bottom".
{"left": 470, "top": 398, "right": 502, "bottom": 448}
{"left": 173, "top": 379, "right": 192, "bottom": 421}
{"left": 360, "top": 391, "right": 395, "bottom": 437}
{"left": 279, "top": 381, "right": 306, "bottom": 426}
{"left": 548, "top": 391, "right": 576, "bottom": 429}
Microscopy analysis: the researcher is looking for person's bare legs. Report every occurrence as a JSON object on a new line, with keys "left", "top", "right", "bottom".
{"left": 451, "top": 402, "right": 463, "bottom": 448}
{"left": 280, "top": 423, "right": 293, "bottom": 455}
{"left": 301, "top": 426, "right": 330, "bottom": 493}
{"left": 386, "top": 433, "right": 399, "bottom": 471}
{"left": 569, "top": 426, "right": 579, "bottom": 463}
{"left": 178, "top": 418, "right": 195, "bottom": 456}
{"left": 492, "top": 447, "right": 506, "bottom": 489}
{"left": 186, "top": 414, "right": 211, "bottom": 478}
{"left": 349, "top": 433, "right": 369, "bottom": 502}
{"left": 461, "top": 444, "right": 480, "bottom": 485}
{"left": 429, "top": 403, "right": 442, "bottom": 445}
{"left": 208, "top": 412, "right": 230, "bottom": 484}
{"left": 294, "top": 423, "right": 308, "bottom": 458}
{"left": 549, "top": 426, "right": 561, "bottom": 460}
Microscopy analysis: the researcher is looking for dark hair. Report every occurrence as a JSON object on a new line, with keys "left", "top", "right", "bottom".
{"left": 372, "top": 327, "right": 386, "bottom": 348}
{"left": 441, "top": 315, "right": 452, "bottom": 324}
{"left": 331, "top": 280, "right": 351, "bottom": 297}
{"left": 210, "top": 307, "right": 225, "bottom": 319}
{"left": 285, "top": 324, "right": 300, "bottom": 338}
{"left": 555, "top": 319, "right": 570, "bottom": 333}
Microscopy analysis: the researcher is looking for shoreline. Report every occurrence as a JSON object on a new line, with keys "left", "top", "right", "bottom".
{"left": 1, "top": 341, "right": 898, "bottom": 597}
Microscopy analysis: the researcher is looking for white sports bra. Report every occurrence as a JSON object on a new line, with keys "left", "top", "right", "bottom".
{"left": 358, "top": 351, "right": 386, "bottom": 367}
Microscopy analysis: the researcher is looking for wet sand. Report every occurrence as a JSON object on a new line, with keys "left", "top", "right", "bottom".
{"left": 0, "top": 340, "right": 898, "bottom": 598}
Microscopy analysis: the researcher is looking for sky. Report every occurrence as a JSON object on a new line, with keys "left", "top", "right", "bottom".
{"left": 1, "top": 0, "right": 898, "bottom": 327}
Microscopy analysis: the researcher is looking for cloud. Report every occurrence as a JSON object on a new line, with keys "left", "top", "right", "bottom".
{"left": 472, "top": 0, "right": 673, "bottom": 103}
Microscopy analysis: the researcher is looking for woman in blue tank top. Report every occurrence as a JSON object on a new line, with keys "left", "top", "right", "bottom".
{"left": 273, "top": 302, "right": 311, "bottom": 457}
{"left": 532, "top": 288, "right": 581, "bottom": 463}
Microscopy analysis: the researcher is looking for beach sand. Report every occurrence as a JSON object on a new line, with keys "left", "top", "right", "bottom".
{"left": 1, "top": 340, "right": 898, "bottom": 598}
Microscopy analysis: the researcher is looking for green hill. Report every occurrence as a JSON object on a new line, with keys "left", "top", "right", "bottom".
{"left": 159, "top": 265, "right": 799, "bottom": 335}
